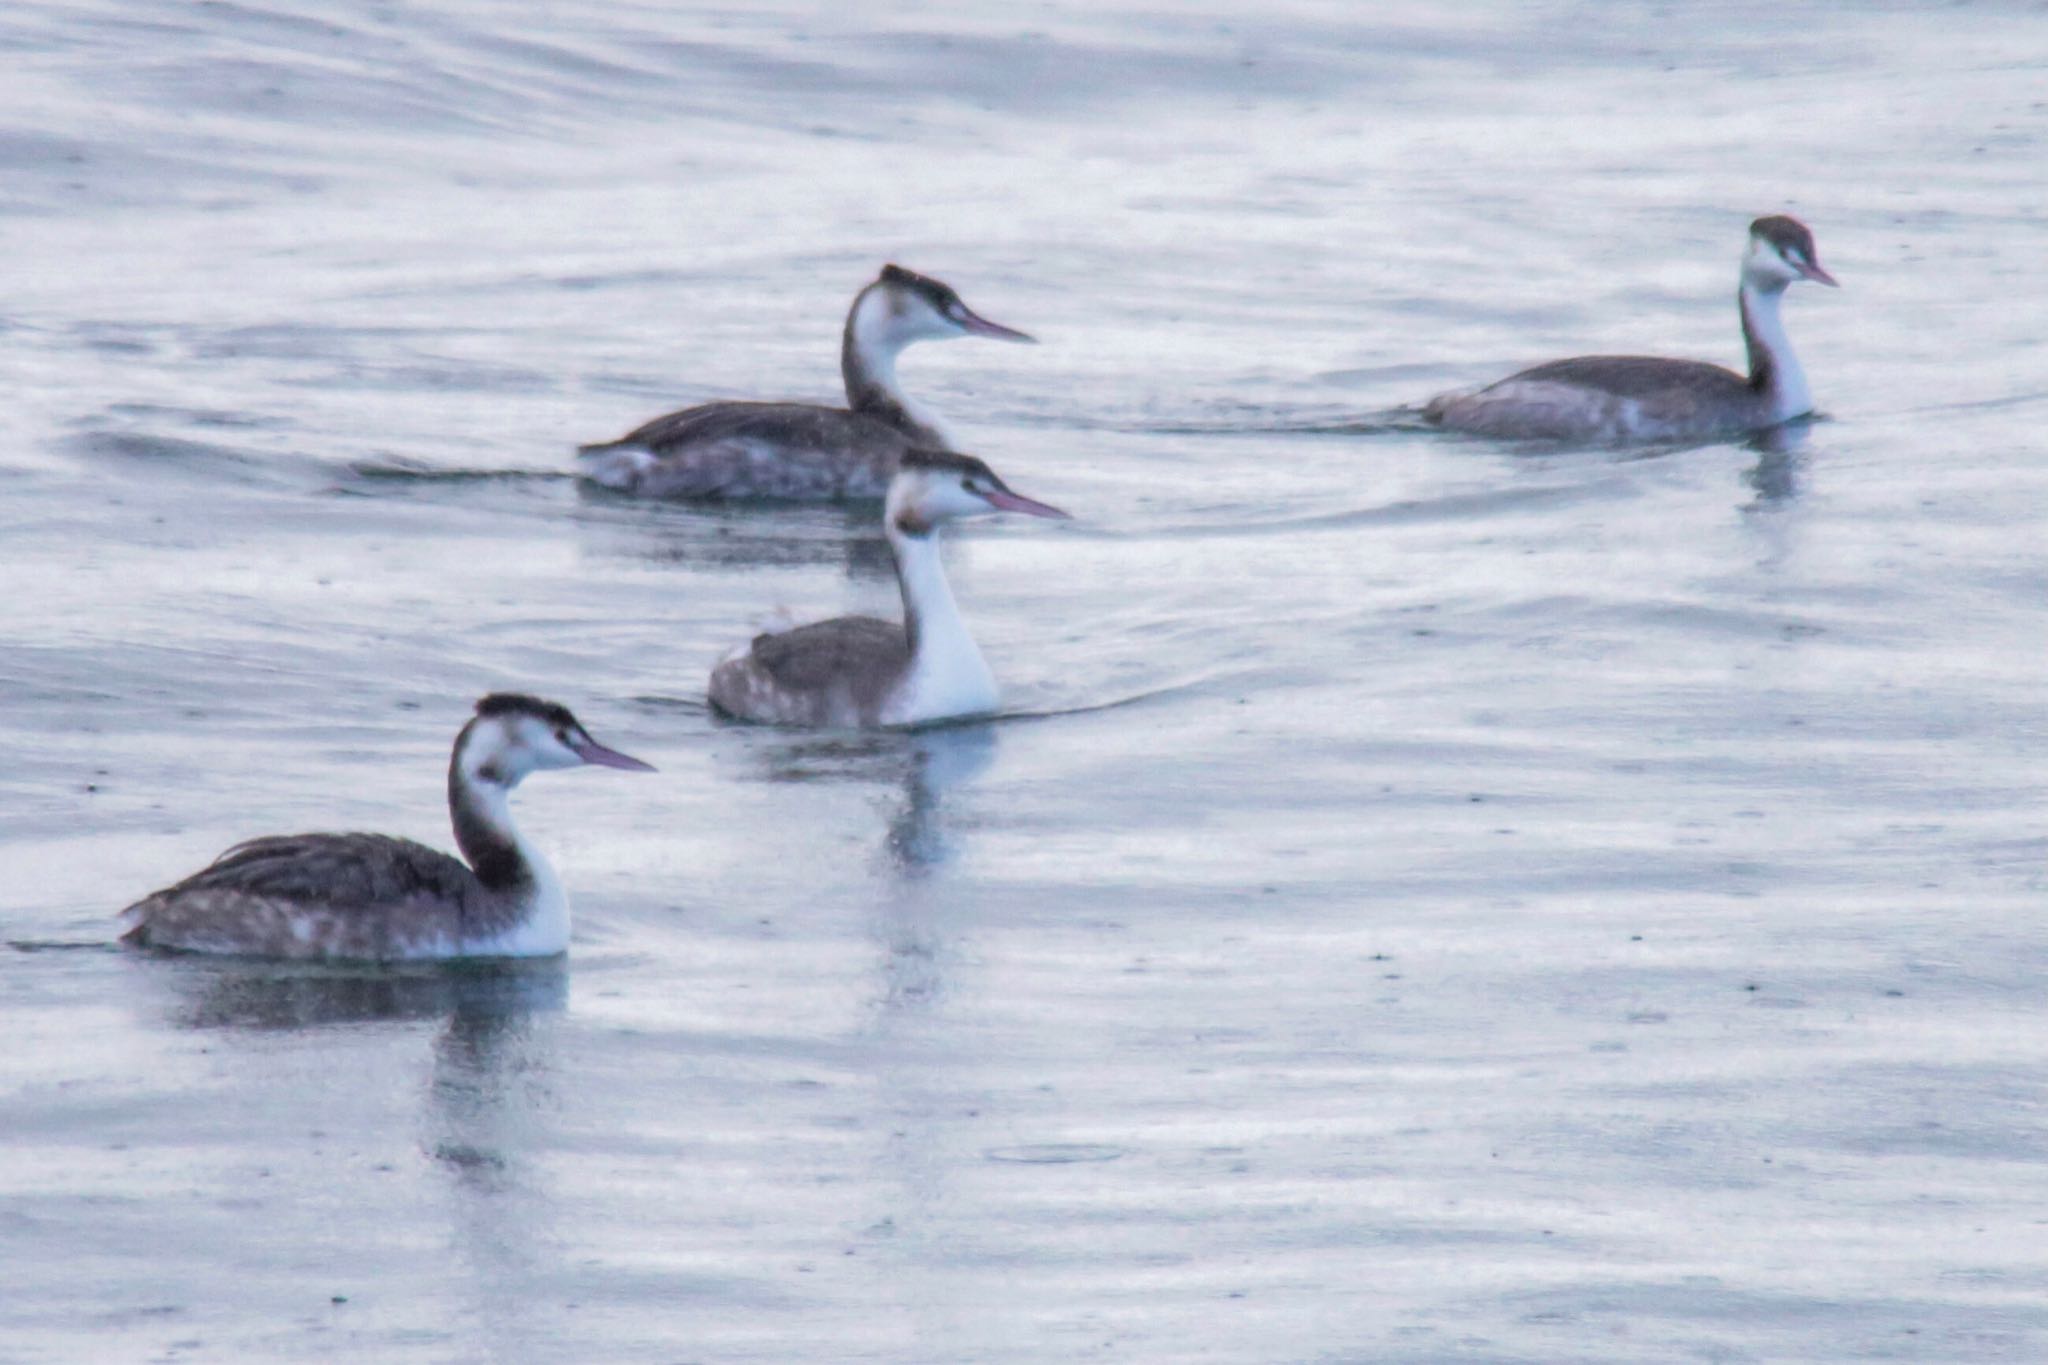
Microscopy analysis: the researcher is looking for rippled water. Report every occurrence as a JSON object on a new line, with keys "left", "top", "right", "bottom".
{"left": 5, "top": 2, "right": 2046, "bottom": 1360}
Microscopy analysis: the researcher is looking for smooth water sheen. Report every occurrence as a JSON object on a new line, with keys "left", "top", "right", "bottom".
{"left": 5, "top": 3, "right": 2046, "bottom": 1361}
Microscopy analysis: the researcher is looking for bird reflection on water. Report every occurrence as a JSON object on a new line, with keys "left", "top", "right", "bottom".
{"left": 140, "top": 953, "right": 568, "bottom": 1350}
{"left": 740, "top": 723, "right": 998, "bottom": 876}
{"left": 884, "top": 726, "right": 999, "bottom": 877}
{"left": 739, "top": 723, "right": 999, "bottom": 1020}
{"left": 143, "top": 956, "right": 566, "bottom": 1192}
{"left": 1606, "top": 414, "right": 1813, "bottom": 509}
{"left": 1743, "top": 419, "right": 1813, "bottom": 509}
{"left": 573, "top": 487, "right": 898, "bottom": 580}
{"left": 149, "top": 956, "right": 569, "bottom": 1032}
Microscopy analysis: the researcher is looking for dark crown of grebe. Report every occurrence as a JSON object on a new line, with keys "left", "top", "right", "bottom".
{"left": 889, "top": 448, "right": 1071, "bottom": 536}
{"left": 458, "top": 692, "right": 656, "bottom": 785}
{"left": 874, "top": 264, "right": 1036, "bottom": 343}
{"left": 475, "top": 691, "right": 578, "bottom": 725}
{"left": 1746, "top": 215, "right": 1838, "bottom": 288}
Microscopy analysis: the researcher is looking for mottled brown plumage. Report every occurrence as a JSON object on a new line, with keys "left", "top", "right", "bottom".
{"left": 121, "top": 833, "right": 512, "bottom": 959}
{"left": 579, "top": 402, "right": 915, "bottom": 500}
{"left": 578, "top": 265, "right": 1032, "bottom": 501}
{"left": 1426, "top": 356, "right": 1761, "bottom": 441}
{"left": 119, "top": 694, "right": 652, "bottom": 961}
{"left": 1426, "top": 215, "right": 1836, "bottom": 444}
{"left": 712, "top": 617, "right": 911, "bottom": 728}
{"left": 708, "top": 450, "right": 1069, "bottom": 729}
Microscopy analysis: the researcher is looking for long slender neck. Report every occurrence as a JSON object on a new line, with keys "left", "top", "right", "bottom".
{"left": 1738, "top": 279, "right": 1811, "bottom": 421}
{"left": 843, "top": 289, "right": 947, "bottom": 444}
{"left": 886, "top": 515, "right": 972, "bottom": 661}
{"left": 880, "top": 498, "right": 999, "bottom": 722}
{"left": 447, "top": 732, "right": 539, "bottom": 894}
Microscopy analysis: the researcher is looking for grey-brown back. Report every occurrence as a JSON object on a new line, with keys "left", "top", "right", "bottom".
{"left": 1424, "top": 353, "right": 1767, "bottom": 442}
{"left": 1508, "top": 355, "right": 1752, "bottom": 402}
{"left": 121, "top": 833, "right": 504, "bottom": 960}
{"left": 580, "top": 401, "right": 914, "bottom": 500}
{"left": 709, "top": 616, "right": 910, "bottom": 726}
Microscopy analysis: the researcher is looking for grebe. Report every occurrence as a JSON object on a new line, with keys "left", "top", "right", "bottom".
{"left": 709, "top": 449, "right": 1068, "bottom": 728}
{"left": 120, "top": 694, "right": 653, "bottom": 961}
{"left": 578, "top": 265, "right": 1034, "bottom": 500}
{"left": 1424, "top": 216, "right": 1838, "bottom": 444}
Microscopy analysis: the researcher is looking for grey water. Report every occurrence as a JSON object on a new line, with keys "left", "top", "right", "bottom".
{"left": 4, "top": 1, "right": 2046, "bottom": 1360}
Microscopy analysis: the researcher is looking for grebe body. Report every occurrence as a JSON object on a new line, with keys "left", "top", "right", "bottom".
{"left": 709, "top": 450, "right": 1067, "bottom": 728}
{"left": 120, "top": 695, "right": 653, "bottom": 961}
{"left": 1425, "top": 216, "right": 1837, "bottom": 444}
{"left": 579, "top": 265, "right": 1033, "bottom": 500}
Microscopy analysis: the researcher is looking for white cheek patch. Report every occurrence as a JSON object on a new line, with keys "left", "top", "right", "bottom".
{"left": 1744, "top": 238, "right": 1798, "bottom": 286}
{"left": 850, "top": 287, "right": 900, "bottom": 346}
{"left": 1776, "top": 242, "right": 1816, "bottom": 279}
{"left": 905, "top": 295, "right": 955, "bottom": 340}
{"left": 852, "top": 287, "right": 951, "bottom": 353}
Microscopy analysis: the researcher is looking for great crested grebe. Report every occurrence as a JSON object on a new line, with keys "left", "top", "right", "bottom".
{"left": 1424, "top": 216, "right": 1838, "bottom": 444}
{"left": 709, "top": 449, "right": 1068, "bottom": 728}
{"left": 120, "top": 694, "right": 653, "bottom": 961}
{"left": 578, "top": 264, "right": 1035, "bottom": 501}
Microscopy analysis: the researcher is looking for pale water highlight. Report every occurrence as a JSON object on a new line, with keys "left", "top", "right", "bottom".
{"left": 3, "top": 2, "right": 2046, "bottom": 1361}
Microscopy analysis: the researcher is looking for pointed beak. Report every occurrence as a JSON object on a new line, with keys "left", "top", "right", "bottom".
{"left": 1800, "top": 259, "right": 1839, "bottom": 287}
{"left": 571, "top": 736, "right": 656, "bottom": 772}
{"left": 955, "top": 305, "right": 1036, "bottom": 344}
{"left": 982, "top": 486, "right": 1071, "bottom": 520}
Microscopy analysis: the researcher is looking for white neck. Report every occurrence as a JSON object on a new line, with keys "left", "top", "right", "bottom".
{"left": 450, "top": 756, "right": 570, "bottom": 958}
{"left": 1739, "top": 279, "right": 1811, "bottom": 423}
{"left": 844, "top": 289, "right": 951, "bottom": 443}
{"left": 847, "top": 290, "right": 904, "bottom": 382}
{"left": 883, "top": 520, "right": 996, "bottom": 725}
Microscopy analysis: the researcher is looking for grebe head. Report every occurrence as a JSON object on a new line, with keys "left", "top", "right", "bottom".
{"left": 858, "top": 265, "right": 1036, "bottom": 350}
{"left": 1743, "top": 216, "right": 1838, "bottom": 291}
{"left": 887, "top": 449, "right": 1070, "bottom": 536}
{"left": 457, "top": 693, "right": 656, "bottom": 789}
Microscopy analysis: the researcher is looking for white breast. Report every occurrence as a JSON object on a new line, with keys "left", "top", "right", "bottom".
{"left": 452, "top": 810, "right": 572, "bottom": 958}
{"left": 455, "top": 880, "right": 569, "bottom": 958}
{"left": 879, "top": 529, "right": 1000, "bottom": 726}
{"left": 883, "top": 632, "right": 997, "bottom": 725}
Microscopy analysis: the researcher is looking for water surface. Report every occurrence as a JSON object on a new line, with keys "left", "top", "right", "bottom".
{"left": 4, "top": 2, "right": 2046, "bottom": 1361}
